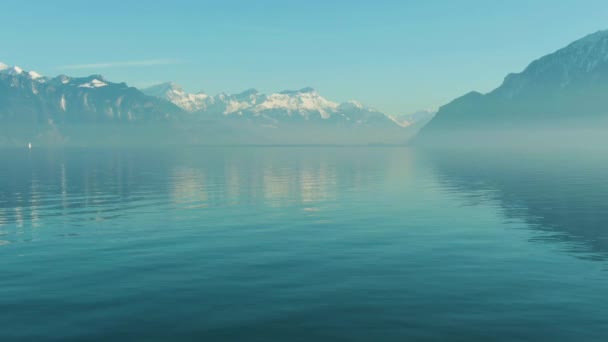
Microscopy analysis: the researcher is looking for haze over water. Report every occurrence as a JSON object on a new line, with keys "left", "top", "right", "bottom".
{"left": 1, "top": 147, "right": 608, "bottom": 341}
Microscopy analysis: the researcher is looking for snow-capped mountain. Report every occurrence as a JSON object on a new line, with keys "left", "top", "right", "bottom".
{"left": 142, "top": 83, "right": 398, "bottom": 126}
{"left": 141, "top": 82, "right": 415, "bottom": 145}
{"left": 142, "top": 82, "right": 210, "bottom": 112}
{"left": 0, "top": 62, "right": 181, "bottom": 124}
{"left": 0, "top": 63, "right": 44, "bottom": 81}
{"left": 207, "top": 87, "right": 344, "bottom": 121}
{"left": 416, "top": 29, "right": 608, "bottom": 146}
{"left": 0, "top": 61, "right": 411, "bottom": 146}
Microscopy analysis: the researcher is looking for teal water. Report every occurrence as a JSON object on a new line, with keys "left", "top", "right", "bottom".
{"left": 1, "top": 147, "right": 607, "bottom": 341}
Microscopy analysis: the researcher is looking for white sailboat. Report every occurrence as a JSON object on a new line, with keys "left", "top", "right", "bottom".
{"left": 28, "top": 142, "right": 32, "bottom": 149}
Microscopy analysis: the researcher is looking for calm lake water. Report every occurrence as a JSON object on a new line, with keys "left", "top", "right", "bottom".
{"left": 1, "top": 147, "right": 608, "bottom": 341}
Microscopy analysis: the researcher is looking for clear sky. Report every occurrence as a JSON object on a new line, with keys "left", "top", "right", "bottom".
{"left": 2, "top": 0, "right": 608, "bottom": 115}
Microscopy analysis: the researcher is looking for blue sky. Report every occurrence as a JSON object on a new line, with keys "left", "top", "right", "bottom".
{"left": 2, "top": 0, "right": 608, "bottom": 114}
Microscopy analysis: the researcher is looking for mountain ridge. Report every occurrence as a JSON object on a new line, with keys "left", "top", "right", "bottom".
{"left": 141, "top": 82, "right": 400, "bottom": 127}
{"left": 416, "top": 29, "right": 608, "bottom": 146}
{"left": 0, "top": 62, "right": 414, "bottom": 146}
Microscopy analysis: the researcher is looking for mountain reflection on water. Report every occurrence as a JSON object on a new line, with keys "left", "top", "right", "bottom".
{"left": 2, "top": 147, "right": 607, "bottom": 262}
{"left": 0, "top": 147, "right": 394, "bottom": 233}
{"left": 424, "top": 148, "right": 608, "bottom": 261}
{"left": 2, "top": 147, "right": 608, "bottom": 341}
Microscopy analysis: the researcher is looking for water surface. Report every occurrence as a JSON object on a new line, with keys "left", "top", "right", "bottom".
{"left": 1, "top": 147, "right": 607, "bottom": 341}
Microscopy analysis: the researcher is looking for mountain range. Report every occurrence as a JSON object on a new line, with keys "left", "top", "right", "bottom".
{"left": 0, "top": 64, "right": 421, "bottom": 146}
{"left": 141, "top": 82, "right": 401, "bottom": 127}
{"left": 4, "top": 29, "right": 608, "bottom": 147}
{"left": 416, "top": 29, "right": 608, "bottom": 147}
{"left": 0, "top": 64, "right": 180, "bottom": 125}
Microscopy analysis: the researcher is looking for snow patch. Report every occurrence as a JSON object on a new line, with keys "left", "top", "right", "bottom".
{"left": 60, "top": 95, "right": 67, "bottom": 111}
{"left": 57, "top": 75, "right": 71, "bottom": 84}
{"left": 78, "top": 79, "right": 108, "bottom": 88}
{"left": 142, "top": 82, "right": 209, "bottom": 112}
{"left": 7, "top": 66, "right": 23, "bottom": 75}
{"left": 253, "top": 91, "right": 339, "bottom": 119}
{"left": 28, "top": 71, "right": 42, "bottom": 79}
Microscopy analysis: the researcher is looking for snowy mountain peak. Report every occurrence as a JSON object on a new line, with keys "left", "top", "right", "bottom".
{"left": 78, "top": 79, "right": 108, "bottom": 88}
{"left": 28, "top": 71, "right": 42, "bottom": 79}
{"left": 0, "top": 63, "right": 46, "bottom": 82}
{"left": 161, "top": 82, "right": 184, "bottom": 92}
{"left": 7, "top": 66, "right": 23, "bottom": 75}
{"left": 142, "top": 82, "right": 210, "bottom": 112}
{"left": 257, "top": 88, "right": 339, "bottom": 119}
{"left": 141, "top": 82, "right": 400, "bottom": 126}
{"left": 142, "top": 82, "right": 182, "bottom": 95}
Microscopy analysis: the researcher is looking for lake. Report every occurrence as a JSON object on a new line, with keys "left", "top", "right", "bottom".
{"left": 1, "top": 147, "right": 607, "bottom": 341}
